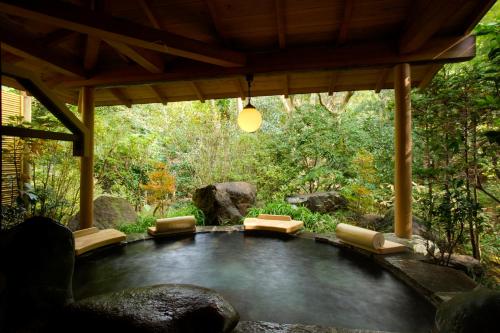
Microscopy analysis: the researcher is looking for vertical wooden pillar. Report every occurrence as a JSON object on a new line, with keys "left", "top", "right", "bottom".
{"left": 79, "top": 87, "right": 95, "bottom": 230}
{"left": 394, "top": 63, "right": 412, "bottom": 239}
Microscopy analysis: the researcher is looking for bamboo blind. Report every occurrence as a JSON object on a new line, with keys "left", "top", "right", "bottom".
{"left": 1, "top": 90, "right": 24, "bottom": 205}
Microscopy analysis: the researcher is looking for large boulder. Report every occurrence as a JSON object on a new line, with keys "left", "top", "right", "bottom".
{"left": 68, "top": 194, "right": 137, "bottom": 231}
{"left": 0, "top": 217, "right": 75, "bottom": 332}
{"left": 54, "top": 284, "right": 239, "bottom": 333}
{"left": 286, "top": 191, "right": 347, "bottom": 213}
{"left": 379, "top": 208, "right": 428, "bottom": 236}
{"left": 193, "top": 182, "right": 256, "bottom": 225}
{"left": 435, "top": 289, "right": 500, "bottom": 333}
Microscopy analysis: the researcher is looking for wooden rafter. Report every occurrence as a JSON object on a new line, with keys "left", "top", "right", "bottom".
{"left": 190, "top": 82, "right": 205, "bottom": 102}
{"left": 109, "top": 88, "right": 132, "bottom": 108}
{"left": 204, "top": 0, "right": 229, "bottom": 43}
{"left": 337, "top": 0, "right": 354, "bottom": 45}
{"left": 106, "top": 40, "right": 164, "bottom": 73}
{"left": 375, "top": 68, "right": 390, "bottom": 93}
{"left": 0, "top": 0, "right": 246, "bottom": 67}
{"left": 58, "top": 35, "right": 476, "bottom": 89}
{"left": 138, "top": 0, "right": 162, "bottom": 29}
{"left": 83, "top": 36, "right": 101, "bottom": 72}
{"left": 418, "top": 64, "right": 443, "bottom": 89}
{"left": 328, "top": 72, "right": 338, "bottom": 96}
{"left": 275, "top": 0, "right": 286, "bottom": 49}
{"left": 1, "top": 63, "right": 87, "bottom": 155}
{"left": 149, "top": 85, "right": 168, "bottom": 105}
{"left": 399, "top": 0, "right": 465, "bottom": 54}
{"left": 0, "top": 21, "right": 85, "bottom": 78}
{"left": 41, "top": 29, "right": 78, "bottom": 47}
{"left": 283, "top": 74, "right": 289, "bottom": 98}
{"left": 234, "top": 79, "right": 245, "bottom": 98}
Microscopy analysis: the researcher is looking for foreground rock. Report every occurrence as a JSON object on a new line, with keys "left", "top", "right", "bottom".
{"left": 54, "top": 284, "right": 239, "bottom": 333}
{"left": 286, "top": 191, "right": 347, "bottom": 213}
{"left": 435, "top": 289, "right": 500, "bottom": 333}
{"left": 193, "top": 182, "right": 256, "bottom": 225}
{"left": 0, "top": 217, "right": 74, "bottom": 332}
{"left": 234, "top": 321, "right": 346, "bottom": 333}
{"left": 68, "top": 194, "right": 137, "bottom": 231}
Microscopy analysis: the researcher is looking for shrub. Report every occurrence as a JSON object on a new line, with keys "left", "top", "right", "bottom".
{"left": 246, "top": 201, "right": 340, "bottom": 233}
{"left": 118, "top": 202, "right": 205, "bottom": 234}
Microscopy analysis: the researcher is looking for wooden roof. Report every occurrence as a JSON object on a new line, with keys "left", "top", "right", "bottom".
{"left": 0, "top": 0, "right": 495, "bottom": 106}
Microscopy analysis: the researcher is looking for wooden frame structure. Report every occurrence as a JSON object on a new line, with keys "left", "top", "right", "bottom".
{"left": 0, "top": 0, "right": 495, "bottom": 236}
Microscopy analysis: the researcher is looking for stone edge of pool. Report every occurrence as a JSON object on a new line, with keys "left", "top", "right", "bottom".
{"left": 121, "top": 225, "right": 477, "bottom": 310}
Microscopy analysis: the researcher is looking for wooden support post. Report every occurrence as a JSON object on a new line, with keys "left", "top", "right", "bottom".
{"left": 79, "top": 86, "right": 95, "bottom": 230}
{"left": 394, "top": 63, "right": 413, "bottom": 238}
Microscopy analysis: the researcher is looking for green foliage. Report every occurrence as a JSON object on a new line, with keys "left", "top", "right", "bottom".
{"left": 246, "top": 201, "right": 342, "bottom": 233}
{"left": 118, "top": 202, "right": 205, "bottom": 234}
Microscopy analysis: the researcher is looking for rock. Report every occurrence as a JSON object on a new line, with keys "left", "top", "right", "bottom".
{"left": 234, "top": 321, "right": 336, "bottom": 333}
{"left": 448, "top": 254, "right": 484, "bottom": 277}
{"left": 54, "top": 284, "right": 239, "bottom": 333}
{"left": 193, "top": 182, "right": 256, "bottom": 225}
{"left": 68, "top": 194, "right": 137, "bottom": 231}
{"left": 384, "top": 233, "right": 434, "bottom": 256}
{"left": 357, "top": 213, "right": 384, "bottom": 230}
{"left": 435, "top": 289, "right": 500, "bottom": 333}
{"left": 380, "top": 208, "right": 428, "bottom": 235}
{"left": 286, "top": 191, "right": 347, "bottom": 213}
{"left": 0, "top": 216, "right": 75, "bottom": 332}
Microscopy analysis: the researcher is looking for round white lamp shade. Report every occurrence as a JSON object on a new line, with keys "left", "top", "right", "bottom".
{"left": 237, "top": 104, "right": 262, "bottom": 132}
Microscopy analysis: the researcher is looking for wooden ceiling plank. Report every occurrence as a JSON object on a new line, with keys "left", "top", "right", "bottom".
{"left": 83, "top": 36, "right": 101, "bottom": 72}
{"left": 0, "top": 21, "right": 85, "bottom": 78}
{"left": 137, "top": 0, "right": 161, "bottom": 29}
{"left": 275, "top": 0, "right": 286, "bottom": 49}
{"left": 58, "top": 35, "right": 476, "bottom": 89}
{"left": 149, "top": 85, "right": 168, "bottom": 105}
{"left": 337, "top": 0, "right": 354, "bottom": 45}
{"left": 190, "top": 82, "right": 205, "bottom": 103}
{"left": 399, "top": 0, "right": 466, "bottom": 54}
{"left": 374, "top": 68, "right": 390, "bottom": 93}
{"left": 0, "top": 0, "right": 246, "bottom": 67}
{"left": 418, "top": 64, "right": 443, "bottom": 89}
{"left": 109, "top": 88, "right": 132, "bottom": 108}
{"left": 106, "top": 40, "right": 164, "bottom": 73}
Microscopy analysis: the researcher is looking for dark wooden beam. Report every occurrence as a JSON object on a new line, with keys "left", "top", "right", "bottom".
{"left": 0, "top": 0, "right": 246, "bottom": 67}
{"left": 1, "top": 63, "right": 87, "bottom": 155}
{"left": 399, "top": 0, "right": 466, "bottom": 54}
{"left": 375, "top": 68, "right": 390, "bottom": 93}
{"left": 59, "top": 35, "right": 475, "bottom": 89}
{"left": 275, "top": 0, "right": 286, "bottom": 49}
{"left": 106, "top": 40, "right": 164, "bottom": 73}
{"left": 337, "top": 0, "right": 354, "bottom": 45}
{"left": 418, "top": 64, "right": 443, "bottom": 89}
{"left": 109, "top": 88, "right": 132, "bottom": 108}
{"left": 0, "top": 126, "right": 77, "bottom": 141}
{"left": 0, "top": 20, "right": 85, "bottom": 78}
